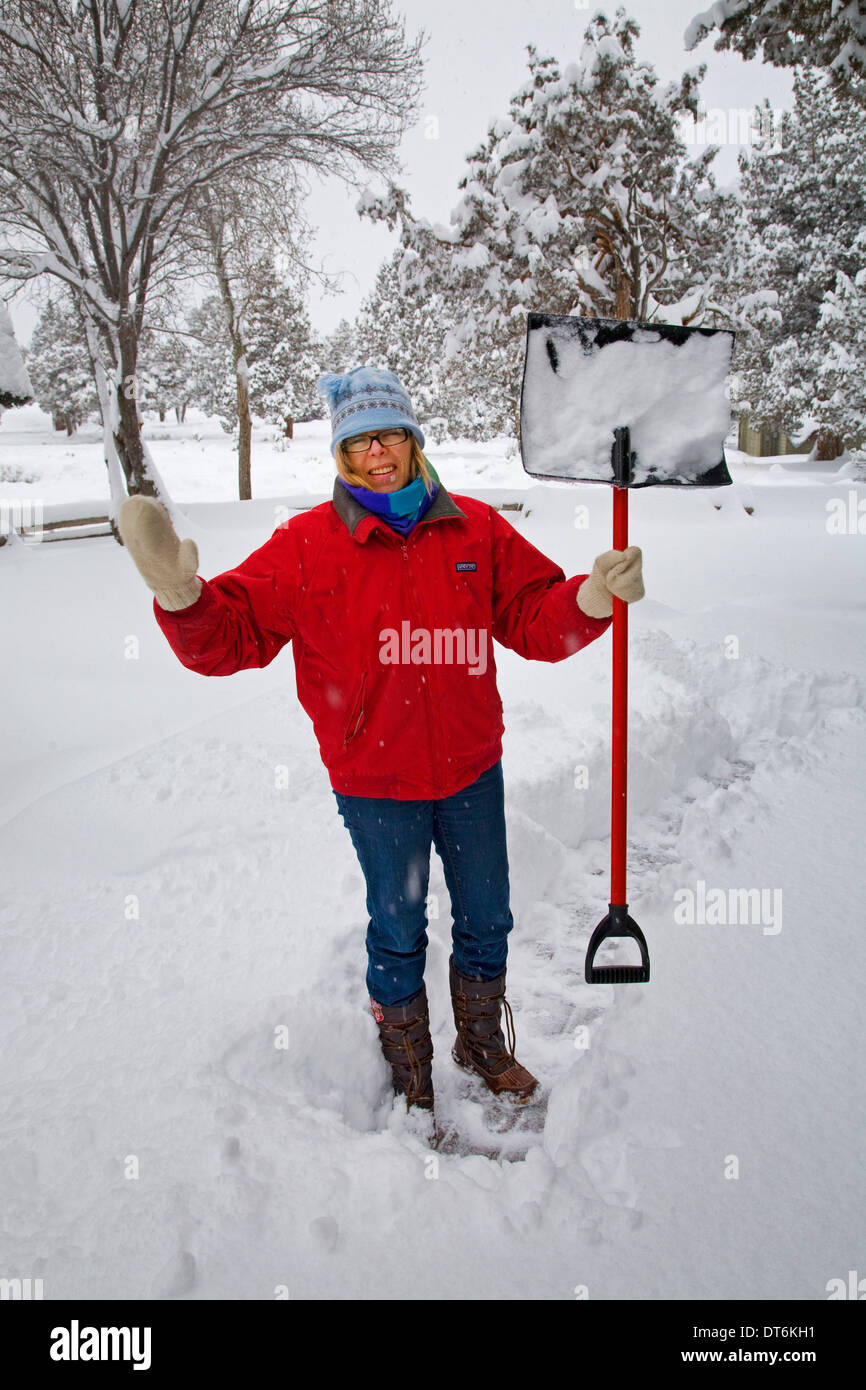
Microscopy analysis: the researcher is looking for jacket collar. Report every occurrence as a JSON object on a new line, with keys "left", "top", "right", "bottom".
{"left": 331, "top": 475, "right": 467, "bottom": 542}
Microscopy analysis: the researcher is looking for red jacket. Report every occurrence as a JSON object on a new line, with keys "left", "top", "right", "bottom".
{"left": 153, "top": 479, "right": 612, "bottom": 799}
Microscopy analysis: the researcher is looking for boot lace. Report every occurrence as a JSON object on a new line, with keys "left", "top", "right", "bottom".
{"left": 501, "top": 994, "right": 517, "bottom": 1066}
{"left": 456, "top": 982, "right": 518, "bottom": 1068}
{"left": 402, "top": 1023, "right": 424, "bottom": 1103}
{"left": 381, "top": 1014, "right": 429, "bottom": 1105}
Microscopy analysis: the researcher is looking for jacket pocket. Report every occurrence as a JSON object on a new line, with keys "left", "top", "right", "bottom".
{"left": 342, "top": 669, "right": 368, "bottom": 748}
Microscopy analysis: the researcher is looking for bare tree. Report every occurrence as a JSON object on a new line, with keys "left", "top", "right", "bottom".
{"left": 0, "top": 0, "right": 425, "bottom": 524}
{"left": 180, "top": 169, "right": 326, "bottom": 500}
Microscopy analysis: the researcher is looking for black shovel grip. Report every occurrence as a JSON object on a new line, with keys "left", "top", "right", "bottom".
{"left": 585, "top": 903, "right": 650, "bottom": 984}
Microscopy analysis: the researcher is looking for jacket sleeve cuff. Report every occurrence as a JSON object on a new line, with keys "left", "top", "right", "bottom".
{"left": 576, "top": 574, "right": 614, "bottom": 619}
{"left": 152, "top": 577, "right": 207, "bottom": 618}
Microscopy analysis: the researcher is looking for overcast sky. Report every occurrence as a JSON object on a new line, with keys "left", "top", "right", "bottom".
{"left": 6, "top": 0, "right": 794, "bottom": 347}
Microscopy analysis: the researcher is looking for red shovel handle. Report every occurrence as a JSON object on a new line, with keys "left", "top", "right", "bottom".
{"left": 611, "top": 485, "right": 628, "bottom": 904}
{"left": 584, "top": 481, "right": 650, "bottom": 984}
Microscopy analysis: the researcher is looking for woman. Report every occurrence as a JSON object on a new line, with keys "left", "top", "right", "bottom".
{"left": 118, "top": 366, "right": 644, "bottom": 1122}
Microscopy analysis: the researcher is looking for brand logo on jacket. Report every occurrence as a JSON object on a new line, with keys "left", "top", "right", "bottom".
{"left": 378, "top": 622, "right": 488, "bottom": 676}
{"left": 455, "top": 561, "right": 477, "bottom": 571}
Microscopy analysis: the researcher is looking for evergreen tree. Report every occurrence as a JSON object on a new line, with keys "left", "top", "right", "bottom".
{"left": 354, "top": 254, "right": 444, "bottom": 417}
{"left": 186, "top": 268, "right": 323, "bottom": 439}
{"left": 136, "top": 324, "right": 196, "bottom": 424}
{"left": 26, "top": 296, "right": 97, "bottom": 432}
{"left": 352, "top": 252, "right": 505, "bottom": 441}
{"left": 685, "top": 0, "right": 866, "bottom": 102}
{"left": 320, "top": 318, "right": 360, "bottom": 377}
{"left": 361, "top": 7, "right": 737, "bottom": 440}
{"left": 729, "top": 70, "right": 866, "bottom": 458}
{"left": 243, "top": 263, "right": 322, "bottom": 429}
{"left": 187, "top": 296, "right": 236, "bottom": 429}
{"left": 813, "top": 249, "right": 866, "bottom": 450}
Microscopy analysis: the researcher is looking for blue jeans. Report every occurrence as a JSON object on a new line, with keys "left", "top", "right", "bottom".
{"left": 333, "top": 760, "right": 514, "bottom": 1007}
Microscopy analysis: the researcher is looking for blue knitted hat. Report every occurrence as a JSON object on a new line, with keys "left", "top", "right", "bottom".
{"left": 316, "top": 366, "right": 425, "bottom": 458}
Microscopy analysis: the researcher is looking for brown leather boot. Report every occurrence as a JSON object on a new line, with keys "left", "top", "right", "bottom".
{"left": 449, "top": 955, "right": 538, "bottom": 1103}
{"left": 370, "top": 986, "right": 434, "bottom": 1112}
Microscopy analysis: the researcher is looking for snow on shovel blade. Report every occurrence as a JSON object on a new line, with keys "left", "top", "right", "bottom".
{"left": 519, "top": 313, "right": 735, "bottom": 487}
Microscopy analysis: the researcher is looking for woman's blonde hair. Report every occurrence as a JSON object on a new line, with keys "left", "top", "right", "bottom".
{"left": 335, "top": 434, "right": 435, "bottom": 496}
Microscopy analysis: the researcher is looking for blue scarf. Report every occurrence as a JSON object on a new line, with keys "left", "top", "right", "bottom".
{"left": 339, "top": 458, "right": 440, "bottom": 536}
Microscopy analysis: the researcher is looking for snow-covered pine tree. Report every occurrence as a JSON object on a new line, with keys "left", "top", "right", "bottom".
{"left": 319, "top": 319, "right": 360, "bottom": 378}
{"left": 242, "top": 263, "right": 322, "bottom": 434}
{"left": 136, "top": 324, "right": 196, "bottom": 425}
{"left": 26, "top": 297, "right": 96, "bottom": 432}
{"left": 729, "top": 70, "right": 866, "bottom": 459}
{"left": 186, "top": 296, "right": 237, "bottom": 430}
{"left": 685, "top": 0, "right": 866, "bottom": 102}
{"left": 353, "top": 252, "right": 448, "bottom": 425}
{"left": 361, "top": 8, "right": 737, "bottom": 440}
{"left": 813, "top": 244, "right": 866, "bottom": 453}
{"left": 350, "top": 249, "right": 501, "bottom": 441}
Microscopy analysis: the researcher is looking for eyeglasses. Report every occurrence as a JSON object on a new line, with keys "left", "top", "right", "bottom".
{"left": 343, "top": 428, "right": 409, "bottom": 454}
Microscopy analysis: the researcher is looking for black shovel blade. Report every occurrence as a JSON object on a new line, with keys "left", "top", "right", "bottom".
{"left": 585, "top": 903, "right": 650, "bottom": 984}
{"left": 520, "top": 313, "right": 735, "bottom": 488}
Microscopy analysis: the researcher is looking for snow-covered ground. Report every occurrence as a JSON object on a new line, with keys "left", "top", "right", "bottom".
{"left": 1, "top": 407, "right": 864, "bottom": 1299}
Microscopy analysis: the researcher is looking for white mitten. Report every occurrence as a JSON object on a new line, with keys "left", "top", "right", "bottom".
{"left": 577, "top": 546, "right": 644, "bottom": 619}
{"left": 118, "top": 496, "right": 202, "bottom": 612}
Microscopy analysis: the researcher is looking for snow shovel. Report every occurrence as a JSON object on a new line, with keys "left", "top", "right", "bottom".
{"left": 518, "top": 313, "right": 735, "bottom": 983}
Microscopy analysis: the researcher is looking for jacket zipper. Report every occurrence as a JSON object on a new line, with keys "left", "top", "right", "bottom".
{"left": 401, "top": 538, "right": 443, "bottom": 796}
{"left": 342, "top": 669, "right": 367, "bottom": 748}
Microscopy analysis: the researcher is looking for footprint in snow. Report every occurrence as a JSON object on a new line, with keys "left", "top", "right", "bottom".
{"left": 308, "top": 1215, "right": 339, "bottom": 1252}
{"left": 150, "top": 1249, "right": 197, "bottom": 1300}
